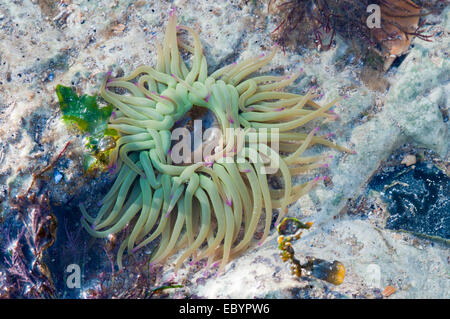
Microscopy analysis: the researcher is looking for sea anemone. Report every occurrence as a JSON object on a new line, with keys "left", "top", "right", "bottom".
{"left": 79, "top": 8, "right": 352, "bottom": 273}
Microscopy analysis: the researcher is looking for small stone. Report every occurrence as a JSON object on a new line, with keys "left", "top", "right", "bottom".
{"left": 54, "top": 169, "right": 63, "bottom": 184}
{"left": 401, "top": 154, "right": 416, "bottom": 166}
{"left": 112, "top": 24, "right": 126, "bottom": 33}
{"left": 382, "top": 285, "right": 396, "bottom": 298}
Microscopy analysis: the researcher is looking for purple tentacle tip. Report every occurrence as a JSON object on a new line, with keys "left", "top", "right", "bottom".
{"left": 97, "top": 200, "right": 103, "bottom": 207}
{"left": 108, "top": 162, "right": 117, "bottom": 174}
{"left": 205, "top": 161, "right": 213, "bottom": 167}
{"left": 314, "top": 176, "right": 321, "bottom": 182}
{"left": 111, "top": 111, "right": 116, "bottom": 119}
{"left": 132, "top": 247, "right": 138, "bottom": 254}
{"left": 329, "top": 155, "right": 334, "bottom": 159}
{"left": 226, "top": 199, "right": 232, "bottom": 207}
{"left": 275, "top": 107, "right": 284, "bottom": 111}
{"left": 228, "top": 117, "right": 234, "bottom": 124}
{"left": 314, "top": 127, "right": 320, "bottom": 133}
{"left": 204, "top": 94, "right": 210, "bottom": 102}
{"left": 322, "top": 163, "right": 329, "bottom": 168}
{"left": 91, "top": 223, "right": 96, "bottom": 230}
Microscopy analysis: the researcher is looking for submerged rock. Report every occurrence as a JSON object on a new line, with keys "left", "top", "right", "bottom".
{"left": 369, "top": 162, "right": 449, "bottom": 240}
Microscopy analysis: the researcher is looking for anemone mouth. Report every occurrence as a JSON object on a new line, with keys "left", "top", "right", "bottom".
{"left": 171, "top": 107, "right": 221, "bottom": 166}
{"left": 79, "top": 9, "right": 353, "bottom": 274}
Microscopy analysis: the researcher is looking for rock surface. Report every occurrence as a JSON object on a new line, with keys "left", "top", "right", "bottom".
{"left": 0, "top": 1, "right": 448, "bottom": 298}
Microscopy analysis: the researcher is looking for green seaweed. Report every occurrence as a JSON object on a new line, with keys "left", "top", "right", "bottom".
{"left": 56, "top": 85, "right": 118, "bottom": 172}
{"left": 56, "top": 85, "right": 115, "bottom": 137}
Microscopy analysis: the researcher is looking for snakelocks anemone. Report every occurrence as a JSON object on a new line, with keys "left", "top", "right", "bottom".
{"left": 80, "top": 8, "right": 352, "bottom": 273}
